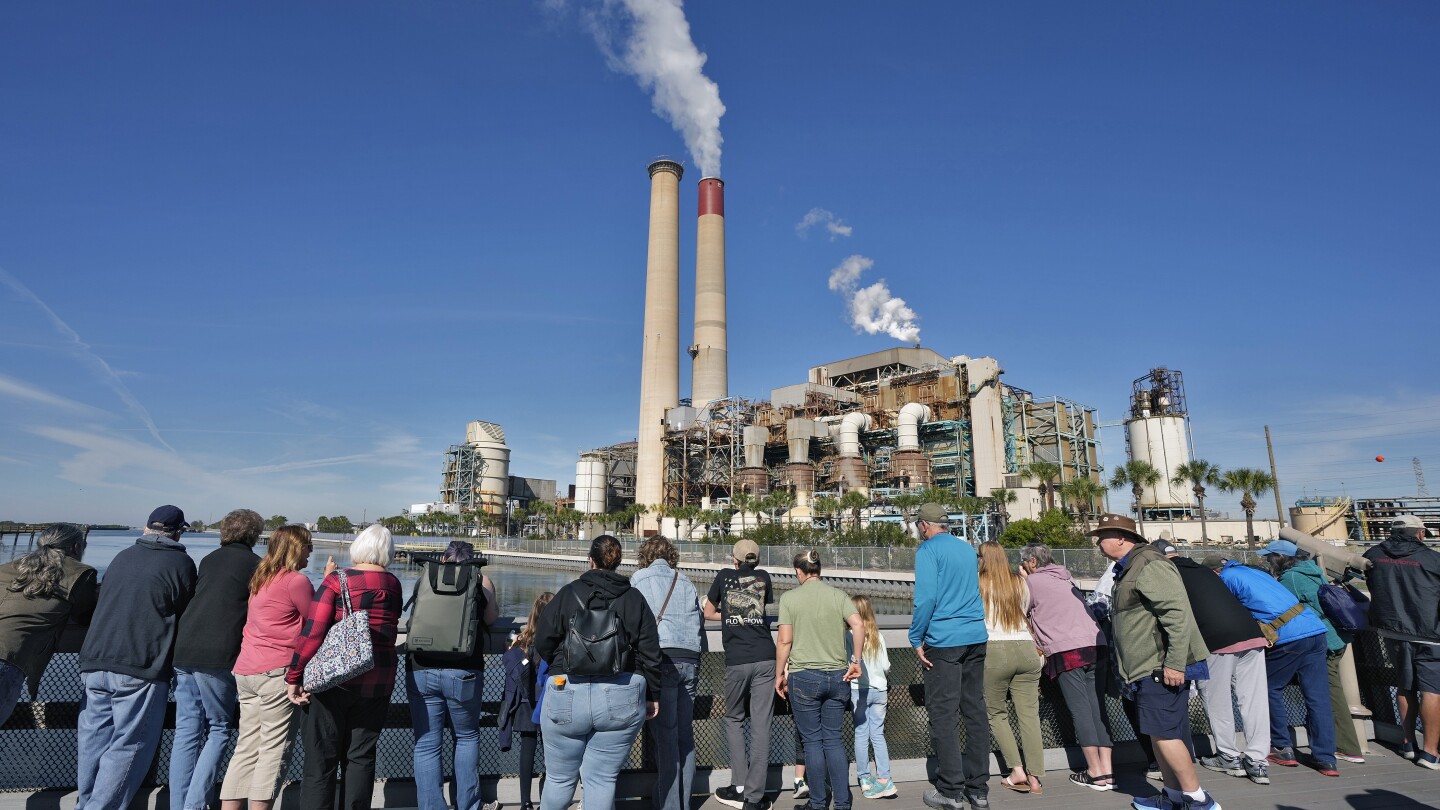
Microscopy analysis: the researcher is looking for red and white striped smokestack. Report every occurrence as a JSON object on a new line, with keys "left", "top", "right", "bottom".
{"left": 635, "top": 159, "right": 683, "bottom": 519}
{"left": 690, "top": 177, "right": 727, "bottom": 412}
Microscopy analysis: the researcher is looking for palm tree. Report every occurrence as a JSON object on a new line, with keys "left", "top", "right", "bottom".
{"left": 891, "top": 493, "right": 924, "bottom": 536}
{"left": 839, "top": 490, "right": 869, "bottom": 534}
{"left": 955, "top": 495, "right": 990, "bottom": 543}
{"left": 989, "top": 488, "right": 1017, "bottom": 532}
{"left": 813, "top": 496, "right": 840, "bottom": 533}
{"left": 1110, "top": 460, "right": 1161, "bottom": 537}
{"left": 1060, "top": 477, "right": 1107, "bottom": 531}
{"left": 1022, "top": 462, "right": 1064, "bottom": 512}
{"left": 1218, "top": 468, "right": 1276, "bottom": 549}
{"left": 1172, "top": 459, "right": 1223, "bottom": 546}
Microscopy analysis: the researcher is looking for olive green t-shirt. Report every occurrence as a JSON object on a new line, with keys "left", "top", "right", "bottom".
{"left": 778, "top": 578, "right": 858, "bottom": 672}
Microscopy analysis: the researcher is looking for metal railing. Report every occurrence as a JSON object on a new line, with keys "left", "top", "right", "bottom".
{"left": 368, "top": 534, "right": 1268, "bottom": 578}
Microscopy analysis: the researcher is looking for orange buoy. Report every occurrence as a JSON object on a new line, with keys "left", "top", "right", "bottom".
{"left": 1376, "top": 455, "right": 1386, "bottom": 462}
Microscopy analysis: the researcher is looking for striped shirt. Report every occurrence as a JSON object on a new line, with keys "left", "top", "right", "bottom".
{"left": 286, "top": 568, "right": 403, "bottom": 698}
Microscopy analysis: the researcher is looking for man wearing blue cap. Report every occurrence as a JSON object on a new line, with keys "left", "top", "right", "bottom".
{"left": 76, "top": 506, "right": 199, "bottom": 810}
{"left": 1206, "top": 554, "right": 1338, "bottom": 778}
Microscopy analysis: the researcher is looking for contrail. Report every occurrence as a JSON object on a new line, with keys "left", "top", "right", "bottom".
{"left": 0, "top": 267, "right": 175, "bottom": 452}
{"left": 827, "top": 255, "right": 922, "bottom": 344}
{"left": 584, "top": 0, "right": 726, "bottom": 177}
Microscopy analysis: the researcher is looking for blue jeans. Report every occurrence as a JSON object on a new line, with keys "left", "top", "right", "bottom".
{"left": 407, "top": 667, "right": 484, "bottom": 810}
{"left": 0, "top": 658, "right": 24, "bottom": 726}
{"left": 539, "top": 671, "right": 646, "bottom": 810}
{"left": 1266, "top": 633, "right": 1337, "bottom": 765}
{"left": 852, "top": 686, "right": 891, "bottom": 781}
{"left": 648, "top": 657, "right": 698, "bottom": 810}
{"left": 789, "top": 669, "right": 852, "bottom": 810}
{"left": 76, "top": 670, "right": 169, "bottom": 810}
{"left": 170, "top": 667, "right": 238, "bottom": 810}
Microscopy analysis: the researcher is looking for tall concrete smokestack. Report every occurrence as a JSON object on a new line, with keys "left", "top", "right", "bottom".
{"left": 689, "top": 177, "right": 727, "bottom": 412}
{"left": 636, "top": 159, "right": 684, "bottom": 526}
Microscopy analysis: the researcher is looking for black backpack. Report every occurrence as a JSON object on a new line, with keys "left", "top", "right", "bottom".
{"left": 405, "top": 554, "right": 488, "bottom": 660}
{"left": 562, "top": 588, "right": 631, "bottom": 677}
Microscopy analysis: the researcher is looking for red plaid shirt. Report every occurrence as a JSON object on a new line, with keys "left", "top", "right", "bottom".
{"left": 286, "top": 568, "right": 403, "bottom": 698}
{"left": 1043, "top": 644, "right": 1099, "bottom": 680}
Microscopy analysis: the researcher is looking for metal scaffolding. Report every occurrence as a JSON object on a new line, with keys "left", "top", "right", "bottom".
{"left": 440, "top": 445, "right": 488, "bottom": 510}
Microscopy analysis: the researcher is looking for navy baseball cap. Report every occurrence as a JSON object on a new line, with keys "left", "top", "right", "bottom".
{"left": 146, "top": 505, "right": 189, "bottom": 533}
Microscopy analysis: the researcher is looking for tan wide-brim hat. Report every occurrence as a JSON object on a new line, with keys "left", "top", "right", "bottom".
{"left": 1087, "top": 513, "right": 1147, "bottom": 543}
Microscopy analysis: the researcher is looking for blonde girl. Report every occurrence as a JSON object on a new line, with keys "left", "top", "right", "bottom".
{"left": 500, "top": 592, "right": 554, "bottom": 810}
{"left": 849, "top": 595, "right": 896, "bottom": 798}
{"left": 978, "top": 541, "right": 1045, "bottom": 795}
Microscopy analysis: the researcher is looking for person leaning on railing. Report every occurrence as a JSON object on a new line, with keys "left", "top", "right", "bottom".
{"left": 285, "top": 525, "right": 403, "bottom": 810}
{"left": 219, "top": 525, "right": 328, "bottom": 810}
{"left": 0, "top": 523, "right": 96, "bottom": 726}
{"left": 170, "top": 509, "right": 263, "bottom": 810}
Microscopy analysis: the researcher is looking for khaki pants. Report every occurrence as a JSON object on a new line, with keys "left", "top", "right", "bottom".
{"left": 984, "top": 640, "right": 1045, "bottom": 776}
{"left": 1328, "top": 652, "right": 1363, "bottom": 755}
{"left": 218, "top": 669, "right": 296, "bottom": 802}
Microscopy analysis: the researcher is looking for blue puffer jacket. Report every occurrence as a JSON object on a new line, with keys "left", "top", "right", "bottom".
{"left": 630, "top": 560, "right": 702, "bottom": 656}
{"left": 1216, "top": 560, "right": 1327, "bottom": 646}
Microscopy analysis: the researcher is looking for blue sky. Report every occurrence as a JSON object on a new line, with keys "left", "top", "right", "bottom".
{"left": 2, "top": 2, "right": 1437, "bottom": 526}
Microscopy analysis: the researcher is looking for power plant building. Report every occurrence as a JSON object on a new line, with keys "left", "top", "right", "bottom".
{"left": 594, "top": 159, "right": 1103, "bottom": 533}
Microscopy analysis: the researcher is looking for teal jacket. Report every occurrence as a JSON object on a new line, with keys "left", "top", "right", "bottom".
{"left": 1278, "top": 559, "right": 1350, "bottom": 653}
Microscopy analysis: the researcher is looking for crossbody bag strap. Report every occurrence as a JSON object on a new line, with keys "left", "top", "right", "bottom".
{"left": 1266, "top": 602, "right": 1305, "bottom": 633}
{"left": 336, "top": 569, "right": 354, "bottom": 617}
{"left": 656, "top": 570, "right": 680, "bottom": 621}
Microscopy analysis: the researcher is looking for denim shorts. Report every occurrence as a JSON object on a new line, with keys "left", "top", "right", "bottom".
{"left": 1132, "top": 676, "right": 1192, "bottom": 740}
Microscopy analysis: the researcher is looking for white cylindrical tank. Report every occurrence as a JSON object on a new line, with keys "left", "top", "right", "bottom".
{"left": 1290, "top": 500, "right": 1351, "bottom": 542}
{"left": 467, "top": 420, "right": 511, "bottom": 517}
{"left": 1125, "top": 416, "right": 1192, "bottom": 508}
{"left": 574, "top": 455, "right": 608, "bottom": 515}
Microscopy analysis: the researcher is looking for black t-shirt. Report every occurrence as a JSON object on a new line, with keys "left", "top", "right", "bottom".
{"left": 707, "top": 566, "right": 775, "bottom": 666}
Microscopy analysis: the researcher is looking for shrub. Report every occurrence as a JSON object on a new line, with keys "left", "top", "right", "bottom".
{"left": 998, "top": 509, "right": 1089, "bottom": 548}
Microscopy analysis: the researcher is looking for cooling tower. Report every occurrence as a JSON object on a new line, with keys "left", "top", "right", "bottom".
{"left": 690, "top": 177, "right": 727, "bottom": 412}
{"left": 635, "top": 160, "right": 684, "bottom": 525}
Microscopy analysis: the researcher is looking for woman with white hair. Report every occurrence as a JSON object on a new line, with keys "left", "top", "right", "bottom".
{"left": 285, "top": 525, "right": 403, "bottom": 810}
{"left": 0, "top": 523, "right": 97, "bottom": 725}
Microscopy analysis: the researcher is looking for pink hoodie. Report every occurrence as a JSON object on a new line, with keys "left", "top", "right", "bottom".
{"left": 1024, "top": 563, "right": 1105, "bottom": 655}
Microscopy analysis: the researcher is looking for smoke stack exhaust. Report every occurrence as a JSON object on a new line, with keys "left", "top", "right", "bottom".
{"left": 689, "top": 177, "right": 727, "bottom": 412}
{"left": 636, "top": 159, "right": 684, "bottom": 521}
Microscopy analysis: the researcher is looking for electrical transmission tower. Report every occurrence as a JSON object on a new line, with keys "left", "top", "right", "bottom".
{"left": 1417, "top": 456, "right": 1430, "bottom": 498}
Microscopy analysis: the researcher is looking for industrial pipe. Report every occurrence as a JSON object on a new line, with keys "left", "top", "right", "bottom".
{"left": 743, "top": 426, "right": 769, "bottom": 469}
{"left": 787, "top": 418, "right": 819, "bottom": 464}
{"left": 838, "top": 412, "right": 872, "bottom": 458}
{"left": 897, "top": 403, "right": 931, "bottom": 451}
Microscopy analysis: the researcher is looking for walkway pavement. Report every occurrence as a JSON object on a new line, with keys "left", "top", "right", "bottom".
{"left": 675, "top": 746, "right": 1439, "bottom": 810}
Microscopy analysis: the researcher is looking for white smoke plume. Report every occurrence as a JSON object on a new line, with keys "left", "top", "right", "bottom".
{"left": 796, "top": 208, "right": 853, "bottom": 240}
{"left": 826, "top": 255, "right": 921, "bottom": 344}
{"left": 584, "top": 0, "right": 726, "bottom": 177}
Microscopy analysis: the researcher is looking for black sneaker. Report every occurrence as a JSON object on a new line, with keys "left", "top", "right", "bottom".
{"left": 743, "top": 801, "right": 772, "bottom": 810}
{"left": 715, "top": 786, "right": 746, "bottom": 809}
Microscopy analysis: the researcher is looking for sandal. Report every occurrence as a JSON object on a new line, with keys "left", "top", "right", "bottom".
{"left": 1029, "top": 777, "right": 1044, "bottom": 796}
{"left": 1069, "top": 771, "right": 1116, "bottom": 791}
{"left": 1001, "top": 776, "right": 1031, "bottom": 793}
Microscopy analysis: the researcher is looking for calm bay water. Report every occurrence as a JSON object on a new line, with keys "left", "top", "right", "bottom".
{"left": 3, "top": 530, "right": 913, "bottom": 615}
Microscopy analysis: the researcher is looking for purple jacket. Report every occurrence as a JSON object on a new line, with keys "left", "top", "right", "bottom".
{"left": 1025, "top": 563, "right": 1105, "bottom": 655}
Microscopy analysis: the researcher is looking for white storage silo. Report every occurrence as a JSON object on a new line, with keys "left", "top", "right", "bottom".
{"left": 466, "top": 421, "right": 511, "bottom": 518}
{"left": 1125, "top": 416, "right": 1193, "bottom": 509}
{"left": 1123, "top": 368, "right": 1195, "bottom": 514}
{"left": 575, "top": 454, "right": 609, "bottom": 515}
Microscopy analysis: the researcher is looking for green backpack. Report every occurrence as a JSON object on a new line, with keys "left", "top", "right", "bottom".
{"left": 405, "top": 554, "right": 487, "bottom": 659}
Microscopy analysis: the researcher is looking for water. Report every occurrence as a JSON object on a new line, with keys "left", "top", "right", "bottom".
{"left": 3, "top": 530, "right": 914, "bottom": 614}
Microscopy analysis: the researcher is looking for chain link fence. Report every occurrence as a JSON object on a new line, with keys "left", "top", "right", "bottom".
{"left": 1, "top": 629, "right": 1398, "bottom": 792}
